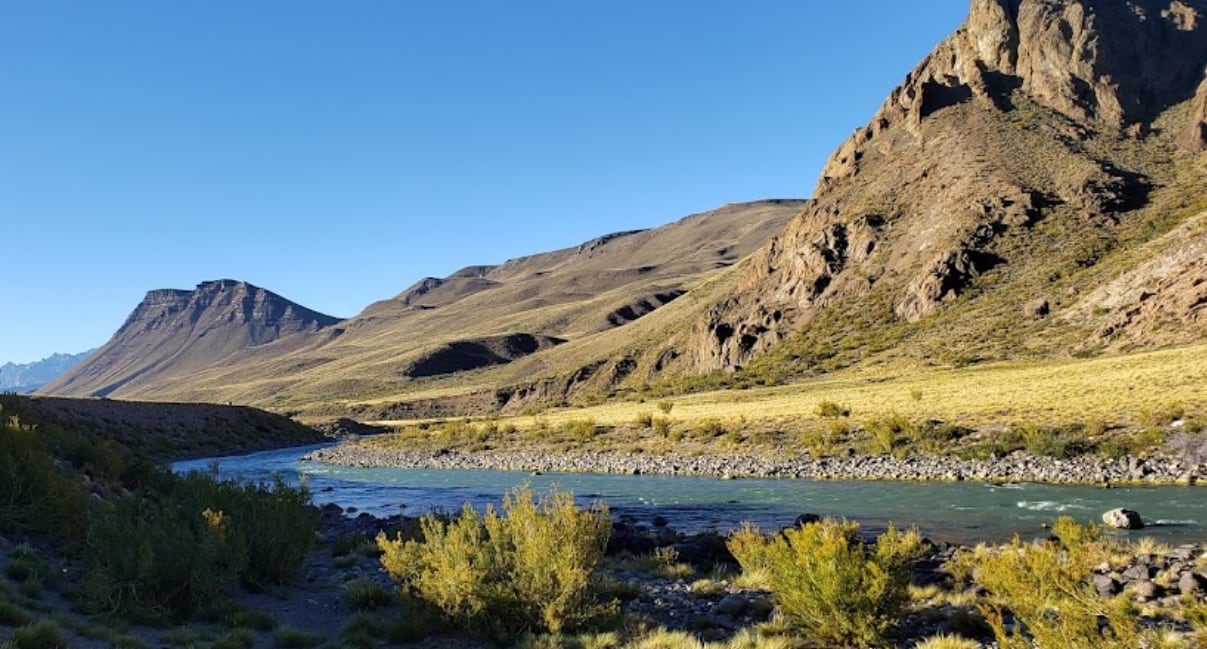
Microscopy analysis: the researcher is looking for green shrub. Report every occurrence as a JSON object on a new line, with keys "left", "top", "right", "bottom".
{"left": 727, "top": 518, "right": 923, "bottom": 648}
{"left": 950, "top": 517, "right": 1157, "bottom": 648}
{"left": 1021, "top": 424, "right": 1095, "bottom": 459}
{"left": 656, "top": 401, "right": 674, "bottom": 415}
{"left": 274, "top": 626, "right": 324, "bottom": 648}
{"left": 210, "top": 628, "right": 257, "bottom": 649}
{"left": 0, "top": 599, "right": 29, "bottom": 627}
{"left": 341, "top": 577, "right": 394, "bottom": 610}
{"left": 377, "top": 486, "right": 613, "bottom": 639}
{"left": 83, "top": 472, "right": 316, "bottom": 620}
{"left": 652, "top": 417, "right": 672, "bottom": 439}
{"left": 633, "top": 412, "right": 654, "bottom": 428}
{"left": 0, "top": 423, "right": 89, "bottom": 542}
{"left": 9, "top": 620, "right": 68, "bottom": 649}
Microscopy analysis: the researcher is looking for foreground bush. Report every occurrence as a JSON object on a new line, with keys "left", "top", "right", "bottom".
{"left": 83, "top": 472, "right": 317, "bottom": 620}
{"left": 377, "top": 486, "right": 612, "bottom": 639}
{"left": 950, "top": 517, "right": 1159, "bottom": 649}
{"left": 0, "top": 417, "right": 89, "bottom": 542}
{"left": 727, "top": 518, "right": 923, "bottom": 648}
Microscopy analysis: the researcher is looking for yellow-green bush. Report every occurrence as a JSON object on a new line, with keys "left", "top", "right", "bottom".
{"left": 377, "top": 486, "right": 613, "bottom": 639}
{"left": 727, "top": 519, "right": 923, "bottom": 648}
{"left": 950, "top": 517, "right": 1160, "bottom": 649}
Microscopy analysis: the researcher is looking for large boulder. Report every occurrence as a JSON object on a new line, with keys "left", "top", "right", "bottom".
{"left": 1102, "top": 507, "right": 1145, "bottom": 529}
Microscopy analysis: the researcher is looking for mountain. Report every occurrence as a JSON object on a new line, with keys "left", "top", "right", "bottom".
{"left": 637, "top": 0, "right": 1207, "bottom": 379}
{"left": 42, "top": 280, "right": 341, "bottom": 398}
{"left": 0, "top": 350, "right": 95, "bottom": 393}
{"left": 43, "top": 201, "right": 802, "bottom": 404}
{"left": 410, "top": 0, "right": 1207, "bottom": 414}
{"left": 43, "top": 1, "right": 1207, "bottom": 416}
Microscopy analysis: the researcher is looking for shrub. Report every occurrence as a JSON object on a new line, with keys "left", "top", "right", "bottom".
{"left": 274, "top": 626, "right": 324, "bottom": 648}
{"left": 814, "top": 400, "right": 850, "bottom": 418}
{"left": 913, "top": 634, "right": 979, "bottom": 649}
{"left": 950, "top": 517, "right": 1159, "bottom": 649}
{"left": 1021, "top": 424, "right": 1095, "bottom": 459}
{"left": 341, "top": 577, "right": 394, "bottom": 610}
{"left": 652, "top": 417, "right": 672, "bottom": 439}
{"left": 8, "top": 620, "right": 67, "bottom": 649}
{"left": 689, "top": 579, "right": 725, "bottom": 599}
{"left": 863, "top": 414, "right": 910, "bottom": 455}
{"left": 0, "top": 423, "right": 89, "bottom": 542}
{"left": 83, "top": 472, "right": 316, "bottom": 620}
{"left": 634, "top": 412, "right": 654, "bottom": 428}
{"left": 656, "top": 401, "right": 675, "bottom": 415}
{"left": 561, "top": 419, "right": 599, "bottom": 443}
{"left": 0, "top": 599, "right": 29, "bottom": 627}
{"left": 377, "top": 486, "right": 613, "bottom": 639}
{"left": 727, "top": 519, "right": 923, "bottom": 648}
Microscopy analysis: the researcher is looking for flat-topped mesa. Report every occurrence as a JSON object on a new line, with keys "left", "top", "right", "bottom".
{"left": 41, "top": 280, "right": 339, "bottom": 398}
{"left": 128, "top": 280, "right": 338, "bottom": 341}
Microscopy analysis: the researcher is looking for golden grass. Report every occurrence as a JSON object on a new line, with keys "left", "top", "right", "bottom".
{"left": 374, "top": 342, "right": 1207, "bottom": 436}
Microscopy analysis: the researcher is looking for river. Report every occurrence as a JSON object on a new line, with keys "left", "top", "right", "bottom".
{"left": 173, "top": 444, "right": 1207, "bottom": 545}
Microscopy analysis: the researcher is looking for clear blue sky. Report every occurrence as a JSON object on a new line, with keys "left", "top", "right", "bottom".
{"left": 1, "top": 2, "right": 966, "bottom": 364}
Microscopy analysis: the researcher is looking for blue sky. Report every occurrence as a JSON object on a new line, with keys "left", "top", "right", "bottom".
{"left": 1, "top": 2, "right": 966, "bottom": 364}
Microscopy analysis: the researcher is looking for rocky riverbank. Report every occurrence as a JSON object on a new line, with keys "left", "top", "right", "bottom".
{"left": 305, "top": 443, "right": 1205, "bottom": 485}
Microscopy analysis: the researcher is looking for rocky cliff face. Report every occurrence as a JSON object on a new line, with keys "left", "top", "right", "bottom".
{"left": 684, "top": 0, "right": 1207, "bottom": 373}
{"left": 42, "top": 280, "right": 339, "bottom": 398}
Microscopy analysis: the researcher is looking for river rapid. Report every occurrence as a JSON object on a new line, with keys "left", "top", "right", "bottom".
{"left": 174, "top": 444, "right": 1207, "bottom": 546}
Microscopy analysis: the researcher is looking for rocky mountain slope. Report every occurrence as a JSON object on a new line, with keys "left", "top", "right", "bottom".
{"left": 43, "top": 201, "right": 800, "bottom": 404}
{"left": 43, "top": 280, "right": 341, "bottom": 398}
{"left": 641, "top": 0, "right": 1207, "bottom": 379}
{"left": 0, "top": 350, "right": 94, "bottom": 393}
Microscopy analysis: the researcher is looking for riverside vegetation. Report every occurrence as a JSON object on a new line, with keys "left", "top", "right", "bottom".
{"left": 5, "top": 392, "right": 1207, "bottom": 648}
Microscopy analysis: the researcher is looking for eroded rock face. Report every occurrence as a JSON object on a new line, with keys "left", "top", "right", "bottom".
{"left": 684, "top": 0, "right": 1207, "bottom": 372}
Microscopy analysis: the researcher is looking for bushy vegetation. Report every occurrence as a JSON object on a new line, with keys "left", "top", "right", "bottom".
{"left": 949, "top": 517, "right": 1171, "bottom": 649}
{"left": 377, "top": 486, "right": 613, "bottom": 640}
{"left": 0, "top": 397, "right": 318, "bottom": 623}
{"left": 727, "top": 518, "right": 924, "bottom": 648}
{"left": 83, "top": 471, "right": 316, "bottom": 620}
{"left": 0, "top": 413, "right": 90, "bottom": 542}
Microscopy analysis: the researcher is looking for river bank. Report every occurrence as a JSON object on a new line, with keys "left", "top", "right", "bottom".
{"left": 306, "top": 443, "right": 1205, "bottom": 486}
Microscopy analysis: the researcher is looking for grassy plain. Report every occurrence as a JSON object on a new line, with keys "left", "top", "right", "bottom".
{"left": 373, "top": 342, "right": 1207, "bottom": 442}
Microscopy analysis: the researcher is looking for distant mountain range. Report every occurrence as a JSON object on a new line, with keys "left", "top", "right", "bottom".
{"left": 1, "top": 350, "right": 95, "bottom": 393}
{"left": 43, "top": 0, "right": 1207, "bottom": 420}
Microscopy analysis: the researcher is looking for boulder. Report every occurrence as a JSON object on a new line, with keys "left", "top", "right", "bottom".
{"left": 1132, "top": 579, "right": 1162, "bottom": 602}
{"left": 1179, "top": 571, "right": 1207, "bottom": 596}
{"left": 1102, "top": 508, "right": 1145, "bottom": 529}
{"left": 1093, "top": 573, "right": 1121, "bottom": 597}
{"left": 1023, "top": 298, "right": 1051, "bottom": 319}
{"left": 716, "top": 594, "right": 747, "bottom": 617}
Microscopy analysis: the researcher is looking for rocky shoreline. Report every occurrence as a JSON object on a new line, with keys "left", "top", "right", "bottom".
{"left": 305, "top": 443, "right": 1205, "bottom": 485}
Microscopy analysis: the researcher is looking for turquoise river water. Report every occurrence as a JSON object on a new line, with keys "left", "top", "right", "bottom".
{"left": 174, "top": 444, "right": 1207, "bottom": 545}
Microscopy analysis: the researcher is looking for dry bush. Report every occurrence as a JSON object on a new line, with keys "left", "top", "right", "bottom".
{"left": 950, "top": 517, "right": 1167, "bottom": 649}
{"left": 377, "top": 486, "right": 613, "bottom": 640}
{"left": 727, "top": 519, "right": 923, "bottom": 648}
